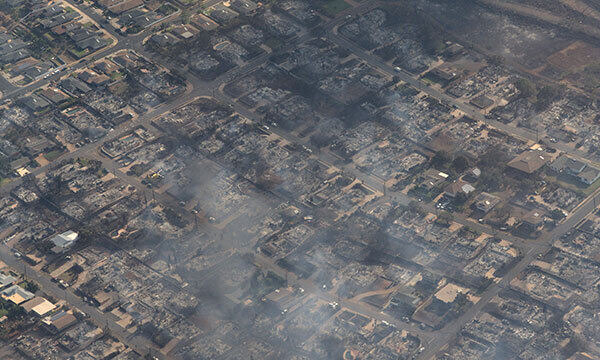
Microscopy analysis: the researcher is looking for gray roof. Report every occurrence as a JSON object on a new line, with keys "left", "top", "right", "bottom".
{"left": 578, "top": 166, "right": 600, "bottom": 185}
{"left": 1, "top": 285, "right": 34, "bottom": 302}
{"left": 551, "top": 154, "right": 586, "bottom": 174}
{"left": 0, "top": 273, "right": 16, "bottom": 288}
{"left": 51, "top": 230, "right": 78, "bottom": 248}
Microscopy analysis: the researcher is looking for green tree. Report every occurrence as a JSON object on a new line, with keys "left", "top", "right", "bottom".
{"left": 515, "top": 78, "right": 537, "bottom": 99}
{"left": 478, "top": 167, "right": 502, "bottom": 192}
{"left": 549, "top": 209, "right": 565, "bottom": 221}
{"left": 452, "top": 155, "right": 470, "bottom": 173}
{"left": 422, "top": 23, "right": 445, "bottom": 55}
{"left": 488, "top": 55, "right": 505, "bottom": 66}
{"left": 431, "top": 150, "right": 451, "bottom": 169}
{"left": 536, "top": 84, "right": 564, "bottom": 111}
{"left": 408, "top": 200, "right": 426, "bottom": 216}
{"left": 24, "top": 280, "right": 38, "bottom": 293}
{"left": 437, "top": 211, "right": 454, "bottom": 225}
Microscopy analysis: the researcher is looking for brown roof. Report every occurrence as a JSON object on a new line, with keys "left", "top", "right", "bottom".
{"left": 444, "top": 180, "right": 475, "bottom": 197}
{"left": 522, "top": 208, "right": 546, "bottom": 226}
{"left": 96, "top": 0, "right": 121, "bottom": 8}
{"left": 507, "top": 150, "right": 548, "bottom": 174}
{"left": 568, "top": 353, "right": 595, "bottom": 360}
{"left": 51, "top": 312, "right": 77, "bottom": 331}
{"left": 93, "top": 60, "right": 119, "bottom": 74}
{"left": 171, "top": 24, "right": 199, "bottom": 39}
{"left": 191, "top": 13, "right": 219, "bottom": 31}
{"left": 39, "top": 88, "right": 70, "bottom": 104}
{"left": 108, "top": 0, "right": 143, "bottom": 14}
{"left": 21, "top": 296, "right": 46, "bottom": 312}
{"left": 22, "top": 297, "right": 55, "bottom": 316}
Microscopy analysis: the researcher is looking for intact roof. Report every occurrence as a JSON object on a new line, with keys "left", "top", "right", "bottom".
{"left": 0, "top": 33, "right": 12, "bottom": 45}
{"left": 445, "top": 180, "right": 474, "bottom": 196}
{"left": 0, "top": 273, "right": 16, "bottom": 288}
{"left": 171, "top": 24, "right": 198, "bottom": 39}
{"left": 191, "top": 13, "right": 219, "bottom": 31}
{"left": 0, "top": 39, "right": 27, "bottom": 54}
{"left": 1, "top": 285, "right": 34, "bottom": 304}
{"left": 230, "top": 0, "right": 258, "bottom": 14}
{"left": 150, "top": 33, "right": 179, "bottom": 47}
{"left": 108, "top": 0, "right": 143, "bottom": 14}
{"left": 475, "top": 192, "right": 501, "bottom": 212}
{"left": 44, "top": 311, "right": 77, "bottom": 330}
{"left": 39, "top": 88, "right": 70, "bottom": 104}
{"left": 68, "top": 28, "right": 97, "bottom": 42}
{"left": 21, "top": 94, "right": 50, "bottom": 110}
{"left": 60, "top": 77, "right": 92, "bottom": 94}
{"left": 0, "top": 49, "right": 30, "bottom": 63}
{"left": 21, "top": 296, "right": 45, "bottom": 311}
{"left": 22, "top": 296, "right": 55, "bottom": 315}
{"left": 578, "top": 166, "right": 600, "bottom": 184}
{"left": 51, "top": 230, "right": 78, "bottom": 248}
{"left": 507, "top": 150, "right": 548, "bottom": 174}
{"left": 76, "top": 36, "right": 109, "bottom": 51}
{"left": 551, "top": 154, "right": 586, "bottom": 174}
{"left": 93, "top": 60, "right": 119, "bottom": 74}
{"left": 97, "top": 0, "right": 121, "bottom": 7}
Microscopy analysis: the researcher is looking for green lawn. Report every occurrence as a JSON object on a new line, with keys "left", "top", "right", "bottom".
{"left": 69, "top": 48, "right": 89, "bottom": 59}
{"left": 578, "top": 176, "right": 600, "bottom": 196}
{"left": 44, "top": 149, "right": 65, "bottom": 162}
{"left": 543, "top": 171, "right": 600, "bottom": 197}
{"left": 110, "top": 71, "right": 124, "bottom": 81}
{"left": 320, "top": 0, "right": 351, "bottom": 17}
{"left": 264, "top": 37, "right": 284, "bottom": 51}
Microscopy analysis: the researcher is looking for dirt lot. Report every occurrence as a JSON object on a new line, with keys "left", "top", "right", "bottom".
{"left": 546, "top": 41, "right": 600, "bottom": 71}
{"left": 420, "top": 0, "right": 572, "bottom": 69}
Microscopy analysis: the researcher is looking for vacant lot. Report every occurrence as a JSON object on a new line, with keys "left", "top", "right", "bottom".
{"left": 320, "top": 0, "right": 351, "bottom": 16}
{"left": 546, "top": 41, "right": 600, "bottom": 71}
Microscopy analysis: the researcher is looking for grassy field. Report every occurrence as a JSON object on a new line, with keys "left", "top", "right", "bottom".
{"left": 544, "top": 171, "right": 600, "bottom": 197}
{"left": 320, "top": 0, "right": 351, "bottom": 17}
{"left": 44, "top": 149, "right": 65, "bottom": 162}
{"left": 264, "top": 37, "right": 284, "bottom": 51}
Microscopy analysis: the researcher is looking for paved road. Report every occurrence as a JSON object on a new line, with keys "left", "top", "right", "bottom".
{"left": 0, "top": 4, "right": 380, "bottom": 356}
{"left": 476, "top": 0, "right": 600, "bottom": 40}
{"left": 0, "top": 244, "right": 159, "bottom": 358}
{"left": 320, "top": 10, "right": 600, "bottom": 359}
{"left": 0, "top": 83, "right": 200, "bottom": 197}
{"left": 327, "top": 25, "right": 600, "bottom": 167}
{"left": 253, "top": 254, "right": 434, "bottom": 340}
{"left": 4, "top": 1, "right": 599, "bottom": 358}
{"left": 0, "top": 0, "right": 156, "bottom": 102}
{"left": 418, "top": 187, "right": 600, "bottom": 359}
